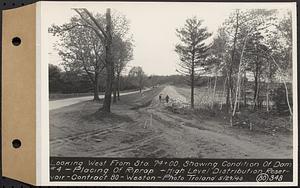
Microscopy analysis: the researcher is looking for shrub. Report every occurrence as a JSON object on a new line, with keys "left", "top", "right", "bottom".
{"left": 271, "top": 84, "right": 292, "bottom": 116}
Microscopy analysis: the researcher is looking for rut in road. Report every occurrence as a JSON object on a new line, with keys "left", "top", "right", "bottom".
{"left": 50, "top": 124, "right": 123, "bottom": 146}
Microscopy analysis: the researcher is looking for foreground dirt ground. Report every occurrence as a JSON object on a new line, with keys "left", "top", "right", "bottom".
{"left": 50, "top": 85, "right": 293, "bottom": 158}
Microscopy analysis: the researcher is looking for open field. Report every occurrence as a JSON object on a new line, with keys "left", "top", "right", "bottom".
{"left": 176, "top": 86, "right": 225, "bottom": 107}
{"left": 50, "top": 85, "right": 292, "bottom": 158}
{"left": 176, "top": 85, "right": 293, "bottom": 132}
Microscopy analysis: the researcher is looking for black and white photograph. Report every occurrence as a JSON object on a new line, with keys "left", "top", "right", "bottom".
{"left": 47, "top": 2, "right": 296, "bottom": 160}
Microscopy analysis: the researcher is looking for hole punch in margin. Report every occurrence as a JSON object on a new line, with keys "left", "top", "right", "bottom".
{"left": 12, "top": 37, "right": 21, "bottom": 46}
{"left": 12, "top": 139, "right": 22, "bottom": 149}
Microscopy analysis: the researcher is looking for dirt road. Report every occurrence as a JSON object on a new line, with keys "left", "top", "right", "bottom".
{"left": 50, "top": 85, "right": 293, "bottom": 158}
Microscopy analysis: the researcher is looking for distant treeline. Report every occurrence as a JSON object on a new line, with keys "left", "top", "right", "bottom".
{"left": 49, "top": 64, "right": 226, "bottom": 94}
{"left": 49, "top": 64, "right": 140, "bottom": 94}
{"left": 148, "top": 75, "right": 225, "bottom": 88}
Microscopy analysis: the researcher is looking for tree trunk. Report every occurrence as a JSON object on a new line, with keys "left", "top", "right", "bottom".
{"left": 283, "top": 81, "right": 292, "bottom": 116}
{"left": 113, "top": 91, "right": 117, "bottom": 103}
{"left": 226, "top": 10, "right": 239, "bottom": 113}
{"left": 232, "top": 32, "right": 248, "bottom": 117}
{"left": 266, "top": 83, "right": 269, "bottom": 112}
{"left": 207, "top": 77, "right": 210, "bottom": 90}
{"left": 191, "top": 62, "right": 195, "bottom": 109}
{"left": 117, "top": 74, "right": 121, "bottom": 101}
{"left": 113, "top": 77, "right": 117, "bottom": 103}
{"left": 220, "top": 76, "right": 227, "bottom": 110}
{"left": 243, "top": 72, "right": 247, "bottom": 107}
{"left": 253, "top": 72, "right": 257, "bottom": 107}
{"left": 211, "top": 75, "right": 217, "bottom": 109}
{"left": 93, "top": 72, "right": 100, "bottom": 101}
{"left": 139, "top": 76, "right": 143, "bottom": 93}
{"left": 101, "top": 8, "right": 113, "bottom": 113}
{"left": 266, "top": 61, "right": 270, "bottom": 112}
{"left": 237, "top": 84, "right": 241, "bottom": 111}
{"left": 229, "top": 89, "right": 233, "bottom": 126}
{"left": 226, "top": 73, "right": 231, "bottom": 111}
{"left": 253, "top": 59, "right": 259, "bottom": 109}
{"left": 209, "top": 77, "right": 212, "bottom": 91}
{"left": 257, "top": 77, "right": 261, "bottom": 108}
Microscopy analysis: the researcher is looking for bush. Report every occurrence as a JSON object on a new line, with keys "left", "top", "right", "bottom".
{"left": 271, "top": 84, "right": 292, "bottom": 115}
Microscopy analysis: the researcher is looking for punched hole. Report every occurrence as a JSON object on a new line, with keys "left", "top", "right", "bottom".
{"left": 12, "top": 139, "right": 21, "bottom": 148}
{"left": 12, "top": 37, "right": 21, "bottom": 46}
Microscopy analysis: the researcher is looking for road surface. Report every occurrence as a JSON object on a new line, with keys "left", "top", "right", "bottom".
{"left": 49, "top": 89, "right": 150, "bottom": 110}
{"left": 50, "top": 85, "right": 293, "bottom": 158}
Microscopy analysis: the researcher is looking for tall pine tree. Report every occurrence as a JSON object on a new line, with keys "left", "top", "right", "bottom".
{"left": 175, "top": 17, "right": 212, "bottom": 108}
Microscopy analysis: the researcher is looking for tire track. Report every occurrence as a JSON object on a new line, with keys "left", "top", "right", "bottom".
{"left": 50, "top": 124, "right": 123, "bottom": 146}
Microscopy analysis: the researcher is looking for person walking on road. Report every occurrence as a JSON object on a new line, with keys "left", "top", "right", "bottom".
{"left": 159, "top": 94, "right": 162, "bottom": 102}
{"left": 165, "top": 95, "right": 169, "bottom": 103}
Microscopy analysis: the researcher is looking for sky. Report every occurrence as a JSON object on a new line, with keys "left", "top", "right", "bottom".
{"left": 43, "top": 2, "right": 295, "bottom": 76}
